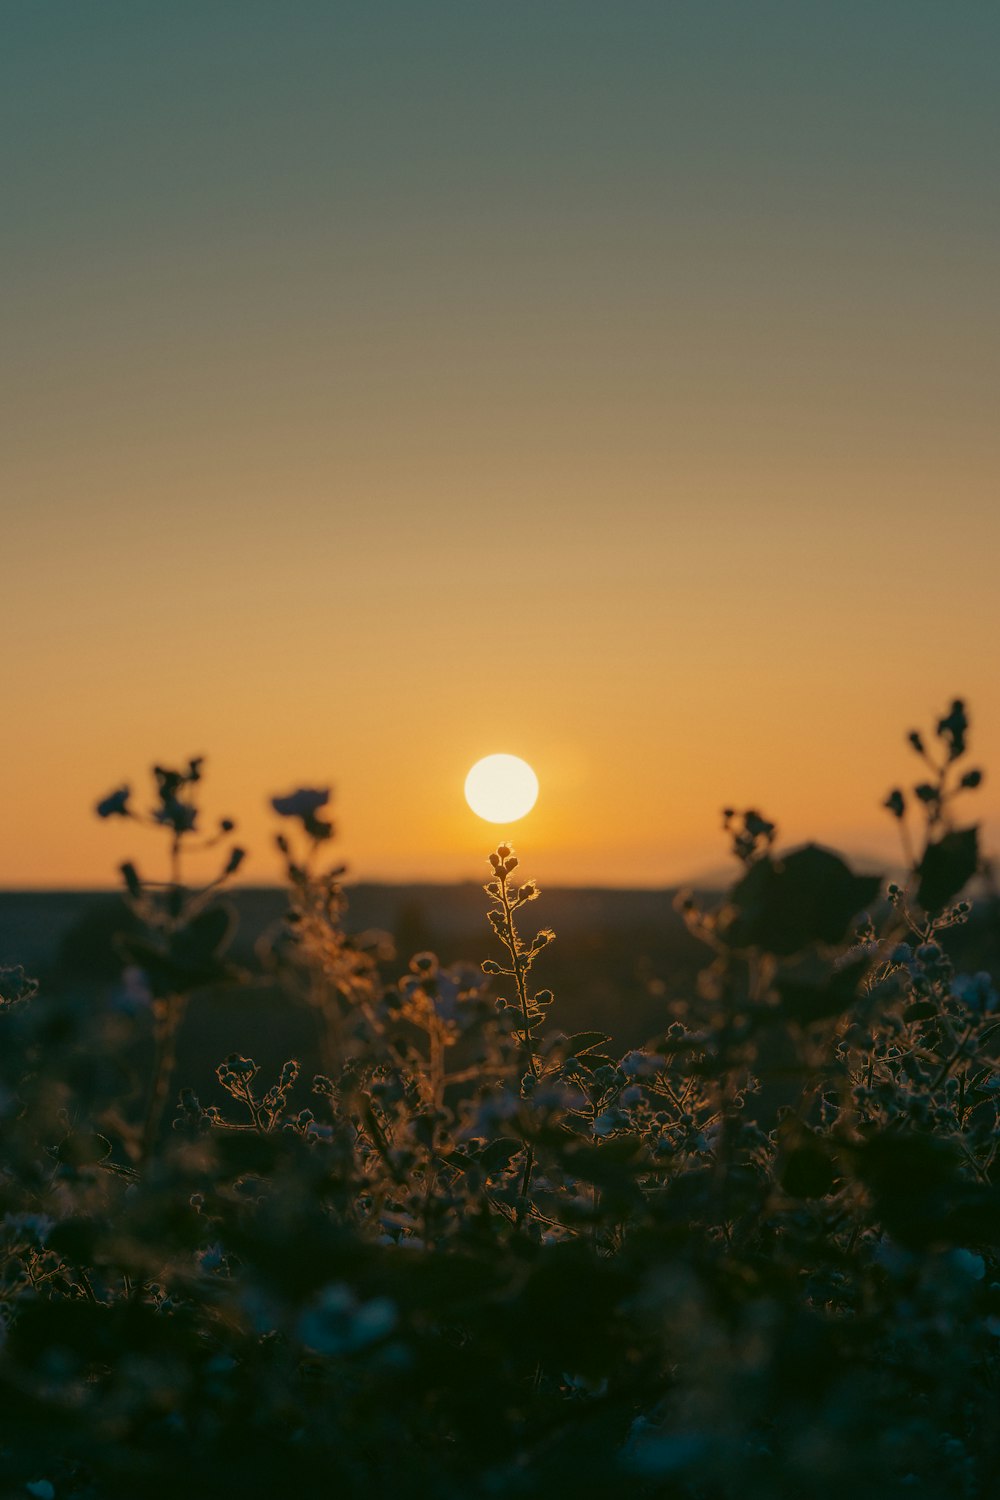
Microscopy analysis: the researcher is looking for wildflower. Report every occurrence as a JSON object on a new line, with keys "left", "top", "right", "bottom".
{"left": 0, "top": 965, "right": 39, "bottom": 1011}
{"left": 937, "top": 698, "right": 968, "bottom": 759}
{"left": 952, "top": 972, "right": 998, "bottom": 1013}
{"left": 1, "top": 1212, "right": 55, "bottom": 1246}
{"left": 296, "top": 1285, "right": 397, "bottom": 1356}
{"left": 271, "top": 786, "right": 333, "bottom": 839}
{"left": 621, "top": 1049, "right": 665, "bottom": 1078}
{"left": 197, "top": 1244, "right": 226, "bottom": 1274}
{"left": 154, "top": 796, "right": 197, "bottom": 833}
{"left": 593, "top": 1108, "right": 627, "bottom": 1137}
{"left": 96, "top": 785, "right": 130, "bottom": 818}
{"left": 271, "top": 787, "right": 330, "bottom": 818}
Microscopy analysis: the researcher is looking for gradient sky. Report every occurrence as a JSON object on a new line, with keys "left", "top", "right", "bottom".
{"left": 2, "top": 2, "right": 999, "bottom": 889}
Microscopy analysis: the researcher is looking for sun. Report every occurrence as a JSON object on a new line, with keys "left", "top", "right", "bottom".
{"left": 464, "top": 754, "right": 539, "bottom": 823}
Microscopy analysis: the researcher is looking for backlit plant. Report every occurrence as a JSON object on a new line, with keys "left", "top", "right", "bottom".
{"left": 0, "top": 700, "right": 996, "bottom": 1499}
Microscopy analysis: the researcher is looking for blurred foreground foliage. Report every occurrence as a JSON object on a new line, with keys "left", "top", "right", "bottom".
{"left": 1, "top": 703, "right": 1000, "bottom": 1499}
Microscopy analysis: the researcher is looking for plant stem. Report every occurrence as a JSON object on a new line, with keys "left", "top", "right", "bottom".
{"left": 497, "top": 868, "right": 538, "bottom": 1221}
{"left": 141, "top": 995, "right": 185, "bottom": 1163}
{"left": 499, "top": 872, "right": 537, "bottom": 1081}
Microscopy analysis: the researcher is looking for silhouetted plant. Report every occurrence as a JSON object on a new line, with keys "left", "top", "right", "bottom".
{"left": 266, "top": 784, "right": 383, "bottom": 1075}
{"left": 883, "top": 697, "right": 985, "bottom": 927}
{"left": 94, "top": 756, "right": 244, "bottom": 1158}
{"left": 0, "top": 701, "right": 996, "bottom": 1499}
{"left": 481, "top": 842, "right": 554, "bottom": 1214}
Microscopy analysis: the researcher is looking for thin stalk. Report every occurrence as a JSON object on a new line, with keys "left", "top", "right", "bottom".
{"left": 929, "top": 1023, "right": 973, "bottom": 1092}
{"left": 499, "top": 873, "right": 538, "bottom": 1082}
{"left": 496, "top": 869, "right": 538, "bottom": 1223}
{"left": 141, "top": 994, "right": 186, "bottom": 1162}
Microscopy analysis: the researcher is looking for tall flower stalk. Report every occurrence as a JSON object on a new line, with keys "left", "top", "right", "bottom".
{"left": 94, "top": 758, "right": 244, "bottom": 1163}
{"left": 481, "top": 843, "right": 555, "bottom": 1218}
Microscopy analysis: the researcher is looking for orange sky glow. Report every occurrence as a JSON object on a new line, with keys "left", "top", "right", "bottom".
{"left": 3, "top": 5, "right": 998, "bottom": 890}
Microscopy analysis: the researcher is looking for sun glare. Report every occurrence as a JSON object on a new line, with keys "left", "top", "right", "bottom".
{"left": 464, "top": 754, "right": 539, "bottom": 823}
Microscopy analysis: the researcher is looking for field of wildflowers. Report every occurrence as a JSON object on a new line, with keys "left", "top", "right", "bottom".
{"left": 1, "top": 701, "right": 998, "bottom": 1498}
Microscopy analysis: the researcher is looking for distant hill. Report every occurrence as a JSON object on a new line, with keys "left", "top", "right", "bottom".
{"left": 0, "top": 883, "right": 705, "bottom": 973}
{"left": 0, "top": 883, "right": 710, "bottom": 1054}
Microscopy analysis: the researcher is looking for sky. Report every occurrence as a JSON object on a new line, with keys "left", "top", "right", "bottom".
{"left": 2, "top": 1, "right": 999, "bottom": 890}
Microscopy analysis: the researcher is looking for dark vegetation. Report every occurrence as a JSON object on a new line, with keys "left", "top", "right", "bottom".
{"left": 0, "top": 881, "right": 707, "bottom": 1069}
{"left": 1, "top": 701, "right": 999, "bottom": 1499}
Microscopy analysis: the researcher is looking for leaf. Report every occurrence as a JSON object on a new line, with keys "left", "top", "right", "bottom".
{"left": 723, "top": 845, "right": 882, "bottom": 955}
{"left": 561, "top": 1135, "right": 647, "bottom": 1191}
{"left": 55, "top": 1132, "right": 113, "bottom": 1166}
{"left": 444, "top": 1149, "right": 477, "bottom": 1172}
{"left": 781, "top": 1143, "right": 835, "bottom": 1199}
{"left": 119, "top": 901, "right": 240, "bottom": 995}
{"left": 916, "top": 826, "right": 979, "bottom": 912}
{"left": 173, "top": 903, "right": 236, "bottom": 965}
{"left": 572, "top": 1053, "right": 617, "bottom": 1072}
{"left": 848, "top": 1128, "right": 1000, "bottom": 1248}
{"left": 979, "top": 1020, "right": 1000, "bottom": 1051}
{"left": 585, "top": 1133, "right": 645, "bottom": 1163}
{"left": 844, "top": 1132, "right": 965, "bottom": 1246}
{"left": 561, "top": 1031, "right": 613, "bottom": 1057}
{"left": 478, "top": 1138, "right": 523, "bottom": 1173}
{"left": 903, "top": 999, "right": 938, "bottom": 1023}
{"left": 775, "top": 954, "right": 870, "bottom": 1025}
